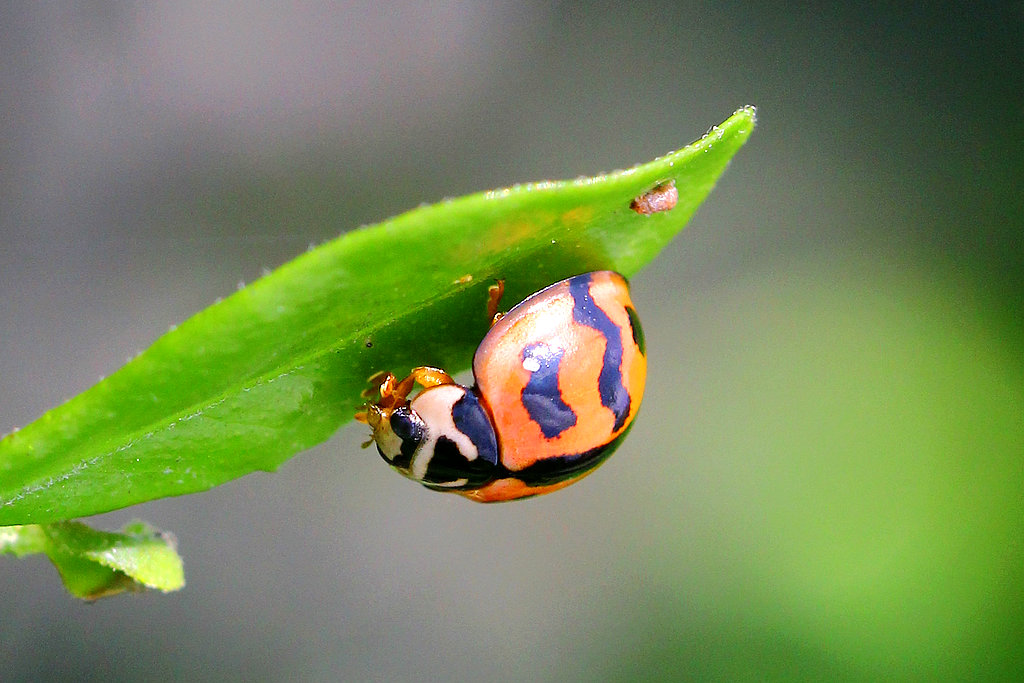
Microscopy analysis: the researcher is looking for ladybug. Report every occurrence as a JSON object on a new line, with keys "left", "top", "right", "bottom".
{"left": 356, "top": 271, "right": 646, "bottom": 502}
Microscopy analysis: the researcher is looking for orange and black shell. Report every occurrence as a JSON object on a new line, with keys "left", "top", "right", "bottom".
{"left": 374, "top": 271, "right": 646, "bottom": 502}
{"left": 465, "top": 270, "right": 646, "bottom": 501}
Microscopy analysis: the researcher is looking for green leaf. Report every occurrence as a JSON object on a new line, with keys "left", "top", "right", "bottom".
{"left": 0, "top": 107, "right": 756, "bottom": 524}
{"left": 0, "top": 520, "right": 185, "bottom": 599}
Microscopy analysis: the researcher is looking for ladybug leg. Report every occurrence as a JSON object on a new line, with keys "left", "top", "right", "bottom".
{"left": 487, "top": 279, "right": 506, "bottom": 324}
{"left": 407, "top": 366, "right": 456, "bottom": 388}
{"left": 360, "top": 370, "right": 397, "bottom": 400}
{"left": 371, "top": 366, "right": 455, "bottom": 405}
{"left": 357, "top": 371, "right": 406, "bottom": 426}
{"left": 357, "top": 367, "right": 455, "bottom": 427}
{"left": 387, "top": 373, "right": 418, "bottom": 401}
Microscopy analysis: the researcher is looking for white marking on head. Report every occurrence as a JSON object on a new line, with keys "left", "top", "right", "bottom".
{"left": 429, "top": 478, "right": 470, "bottom": 488}
{"left": 375, "top": 424, "right": 405, "bottom": 462}
{"left": 408, "top": 384, "right": 479, "bottom": 482}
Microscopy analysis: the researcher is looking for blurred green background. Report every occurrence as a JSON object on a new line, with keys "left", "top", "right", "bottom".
{"left": 1, "top": 3, "right": 1021, "bottom": 681}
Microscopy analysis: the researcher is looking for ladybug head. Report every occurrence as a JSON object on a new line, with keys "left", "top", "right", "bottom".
{"left": 370, "top": 404, "right": 425, "bottom": 468}
{"left": 355, "top": 371, "right": 424, "bottom": 470}
{"left": 355, "top": 368, "right": 499, "bottom": 491}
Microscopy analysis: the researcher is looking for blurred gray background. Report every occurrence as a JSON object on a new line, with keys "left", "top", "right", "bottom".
{"left": 2, "top": 3, "right": 1022, "bottom": 681}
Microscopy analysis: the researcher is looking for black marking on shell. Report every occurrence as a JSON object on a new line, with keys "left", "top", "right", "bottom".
{"left": 569, "top": 274, "right": 631, "bottom": 431}
{"left": 520, "top": 343, "right": 578, "bottom": 439}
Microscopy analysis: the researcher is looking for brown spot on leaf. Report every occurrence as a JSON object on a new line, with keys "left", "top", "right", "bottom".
{"left": 630, "top": 180, "right": 678, "bottom": 215}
